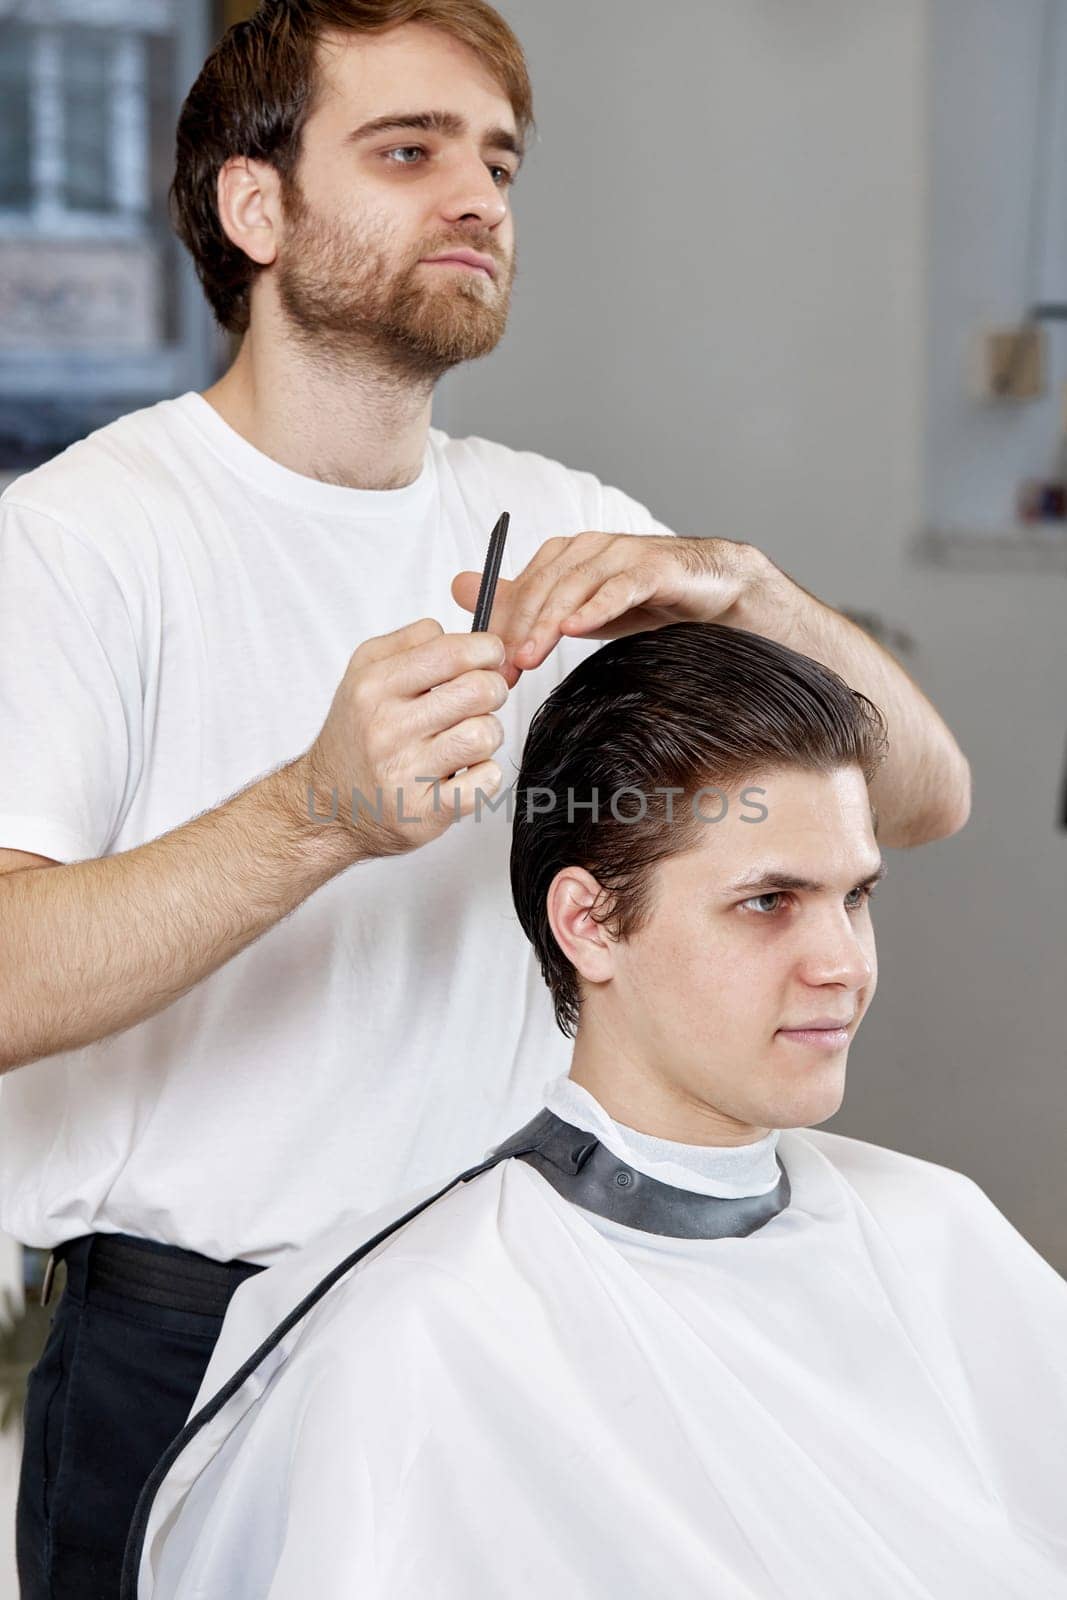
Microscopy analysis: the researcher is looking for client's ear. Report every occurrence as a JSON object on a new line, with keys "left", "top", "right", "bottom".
{"left": 546, "top": 869, "right": 618, "bottom": 988}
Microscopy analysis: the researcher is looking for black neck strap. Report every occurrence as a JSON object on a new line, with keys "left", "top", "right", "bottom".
{"left": 490, "top": 1108, "right": 790, "bottom": 1239}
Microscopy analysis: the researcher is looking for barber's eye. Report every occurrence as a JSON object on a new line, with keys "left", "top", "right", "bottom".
{"left": 383, "top": 148, "right": 515, "bottom": 186}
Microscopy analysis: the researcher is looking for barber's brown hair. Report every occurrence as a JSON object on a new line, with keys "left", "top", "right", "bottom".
{"left": 171, "top": 0, "right": 534, "bottom": 333}
{"left": 509, "top": 622, "right": 889, "bottom": 1039}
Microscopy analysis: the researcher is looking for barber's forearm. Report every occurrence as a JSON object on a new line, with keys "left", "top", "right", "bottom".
{"left": 730, "top": 549, "right": 971, "bottom": 849}
{"left": 0, "top": 756, "right": 359, "bottom": 1074}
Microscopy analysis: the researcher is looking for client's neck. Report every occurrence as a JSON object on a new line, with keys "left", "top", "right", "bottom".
{"left": 543, "top": 1075, "right": 782, "bottom": 1201}
{"left": 568, "top": 1044, "right": 771, "bottom": 1148}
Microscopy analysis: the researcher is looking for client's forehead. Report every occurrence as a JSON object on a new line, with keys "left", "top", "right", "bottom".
{"left": 682, "top": 766, "right": 881, "bottom": 892}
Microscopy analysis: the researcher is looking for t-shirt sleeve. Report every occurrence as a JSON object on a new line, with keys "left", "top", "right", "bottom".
{"left": 0, "top": 499, "right": 142, "bottom": 863}
{"left": 596, "top": 479, "right": 680, "bottom": 539}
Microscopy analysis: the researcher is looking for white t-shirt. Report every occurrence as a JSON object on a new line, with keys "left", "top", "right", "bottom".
{"left": 0, "top": 393, "right": 675, "bottom": 1263}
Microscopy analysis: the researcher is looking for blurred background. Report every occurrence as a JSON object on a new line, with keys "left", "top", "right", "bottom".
{"left": 0, "top": 0, "right": 223, "bottom": 471}
{"left": 0, "top": 0, "right": 1065, "bottom": 1587}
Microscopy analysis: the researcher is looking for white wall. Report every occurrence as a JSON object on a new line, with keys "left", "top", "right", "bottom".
{"left": 437, "top": 0, "right": 1067, "bottom": 1271}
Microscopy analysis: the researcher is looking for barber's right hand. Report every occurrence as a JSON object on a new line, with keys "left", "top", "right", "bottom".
{"left": 298, "top": 618, "right": 510, "bottom": 860}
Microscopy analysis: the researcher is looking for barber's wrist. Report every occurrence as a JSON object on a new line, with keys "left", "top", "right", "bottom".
{"left": 267, "top": 754, "right": 370, "bottom": 874}
{"left": 724, "top": 544, "right": 802, "bottom": 647}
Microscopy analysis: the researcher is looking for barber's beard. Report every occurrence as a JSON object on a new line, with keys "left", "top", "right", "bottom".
{"left": 274, "top": 184, "right": 514, "bottom": 384}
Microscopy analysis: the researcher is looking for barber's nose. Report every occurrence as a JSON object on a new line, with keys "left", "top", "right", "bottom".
{"left": 439, "top": 156, "right": 509, "bottom": 227}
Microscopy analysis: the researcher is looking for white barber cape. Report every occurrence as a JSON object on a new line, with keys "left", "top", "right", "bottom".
{"left": 129, "top": 1083, "right": 1067, "bottom": 1600}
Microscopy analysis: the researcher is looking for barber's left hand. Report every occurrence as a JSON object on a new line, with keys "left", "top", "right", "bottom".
{"left": 451, "top": 532, "right": 759, "bottom": 688}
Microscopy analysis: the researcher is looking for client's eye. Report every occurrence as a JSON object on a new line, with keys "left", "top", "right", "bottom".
{"left": 741, "top": 886, "right": 878, "bottom": 917}
{"left": 743, "top": 893, "right": 790, "bottom": 916}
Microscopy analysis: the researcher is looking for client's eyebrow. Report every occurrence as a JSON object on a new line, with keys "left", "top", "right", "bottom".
{"left": 345, "top": 110, "right": 525, "bottom": 168}
{"left": 724, "top": 859, "right": 888, "bottom": 896}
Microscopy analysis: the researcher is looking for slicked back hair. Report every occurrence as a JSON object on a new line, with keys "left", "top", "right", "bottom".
{"left": 509, "top": 622, "right": 889, "bottom": 1038}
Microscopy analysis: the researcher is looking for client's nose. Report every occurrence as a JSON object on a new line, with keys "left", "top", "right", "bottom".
{"left": 795, "top": 914, "right": 874, "bottom": 992}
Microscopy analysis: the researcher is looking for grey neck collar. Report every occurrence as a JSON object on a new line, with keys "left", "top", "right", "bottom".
{"left": 490, "top": 1108, "right": 790, "bottom": 1240}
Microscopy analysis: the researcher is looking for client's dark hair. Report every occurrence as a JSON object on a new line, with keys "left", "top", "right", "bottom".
{"left": 509, "top": 622, "right": 889, "bottom": 1038}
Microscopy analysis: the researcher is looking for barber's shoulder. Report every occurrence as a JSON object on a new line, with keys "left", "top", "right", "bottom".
{"left": 1, "top": 395, "right": 188, "bottom": 540}
{"left": 432, "top": 428, "right": 670, "bottom": 543}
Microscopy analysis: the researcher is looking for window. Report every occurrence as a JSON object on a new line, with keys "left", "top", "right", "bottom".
{"left": 0, "top": 0, "right": 219, "bottom": 469}
{"left": 0, "top": 27, "right": 32, "bottom": 211}
{"left": 0, "top": 7, "right": 170, "bottom": 236}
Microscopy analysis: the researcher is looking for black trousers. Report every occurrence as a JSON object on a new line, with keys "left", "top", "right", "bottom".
{"left": 16, "top": 1232, "right": 267, "bottom": 1599}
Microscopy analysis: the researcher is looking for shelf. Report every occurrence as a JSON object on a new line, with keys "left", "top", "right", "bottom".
{"left": 912, "top": 524, "right": 1067, "bottom": 573}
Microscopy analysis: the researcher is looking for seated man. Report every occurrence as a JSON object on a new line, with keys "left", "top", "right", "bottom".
{"left": 126, "top": 623, "right": 1067, "bottom": 1600}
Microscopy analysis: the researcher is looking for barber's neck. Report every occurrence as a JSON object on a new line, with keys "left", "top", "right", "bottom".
{"left": 568, "top": 1028, "right": 772, "bottom": 1149}
{"left": 201, "top": 298, "right": 434, "bottom": 492}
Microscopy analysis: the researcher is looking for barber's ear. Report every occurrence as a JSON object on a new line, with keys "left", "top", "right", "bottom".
{"left": 546, "top": 869, "right": 617, "bottom": 987}
{"left": 216, "top": 156, "right": 282, "bottom": 267}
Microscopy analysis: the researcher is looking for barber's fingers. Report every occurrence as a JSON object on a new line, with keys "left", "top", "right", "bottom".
{"left": 356, "top": 622, "right": 507, "bottom": 698}
{"left": 426, "top": 760, "right": 507, "bottom": 821}
{"left": 422, "top": 713, "right": 507, "bottom": 789}
{"left": 301, "top": 621, "right": 509, "bottom": 860}
{"left": 411, "top": 668, "right": 509, "bottom": 741}
{"left": 350, "top": 616, "right": 443, "bottom": 667}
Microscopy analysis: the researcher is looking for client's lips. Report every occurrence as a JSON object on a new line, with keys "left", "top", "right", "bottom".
{"left": 782, "top": 1016, "right": 855, "bottom": 1030}
{"left": 777, "top": 1017, "right": 854, "bottom": 1052}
